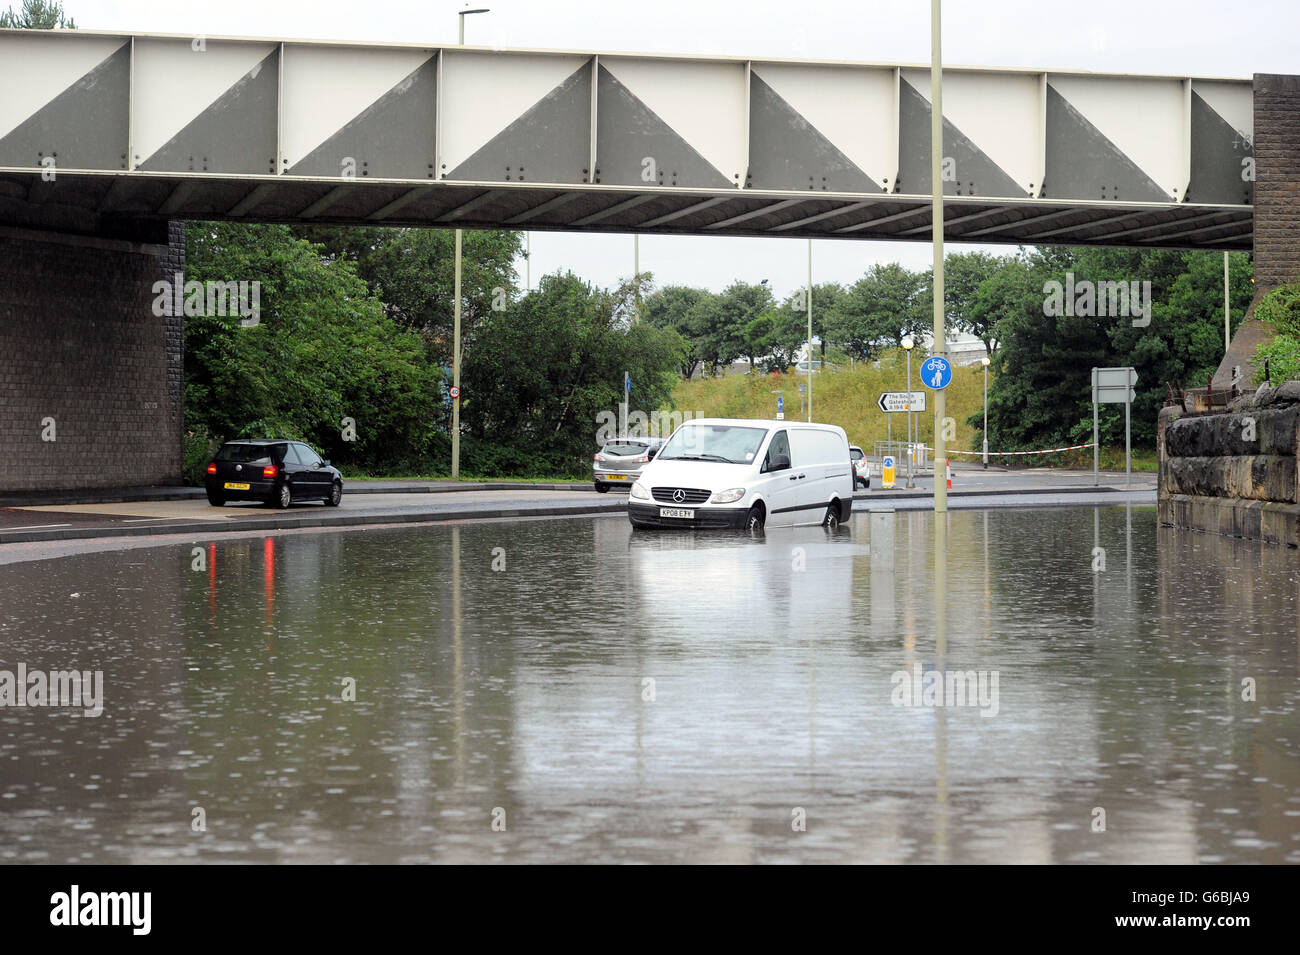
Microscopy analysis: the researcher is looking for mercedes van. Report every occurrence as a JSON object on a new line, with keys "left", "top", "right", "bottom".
{"left": 627, "top": 418, "right": 854, "bottom": 532}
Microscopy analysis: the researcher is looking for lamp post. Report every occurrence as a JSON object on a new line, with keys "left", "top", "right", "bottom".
{"left": 806, "top": 238, "right": 813, "bottom": 422}
{"left": 981, "top": 354, "right": 990, "bottom": 469}
{"left": 450, "top": 6, "right": 490, "bottom": 481}
{"left": 902, "top": 335, "right": 915, "bottom": 488}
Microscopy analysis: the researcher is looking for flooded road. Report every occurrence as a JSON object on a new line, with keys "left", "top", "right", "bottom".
{"left": 1, "top": 506, "right": 1297, "bottom": 863}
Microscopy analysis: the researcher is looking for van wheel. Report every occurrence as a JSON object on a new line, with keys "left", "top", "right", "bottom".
{"left": 823, "top": 501, "right": 841, "bottom": 530}
{"left": 744, "top": 504, "right": 765, "bottom": 533}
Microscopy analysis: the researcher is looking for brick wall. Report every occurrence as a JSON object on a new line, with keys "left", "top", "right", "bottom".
{"left": 0, "top": 225, "right": 182, "bottom": 491}
{"left": 1253, "top": 73, "right": 1300, "bottom": 290}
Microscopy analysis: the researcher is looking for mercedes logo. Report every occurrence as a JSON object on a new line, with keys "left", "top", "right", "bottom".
{"left": 672, "top": 489, "right": 686, "bottom": 503}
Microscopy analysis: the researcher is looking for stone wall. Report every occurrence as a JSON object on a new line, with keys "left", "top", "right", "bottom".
{"left": 1159, "top": 382, "right": 1300, "bottom": 547}
{"left": 0, "top": 224, "right": 182, "bottom": 491}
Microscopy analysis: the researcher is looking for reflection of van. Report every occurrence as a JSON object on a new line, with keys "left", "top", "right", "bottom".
{"left": 628, "top": 418, "right": 853, "bottom": 532}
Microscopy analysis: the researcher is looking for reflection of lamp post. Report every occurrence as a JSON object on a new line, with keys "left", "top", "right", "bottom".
{"left": 981, "top": 354, "right": 991, "bottom": 469}
{"left": 902, "top": 335, "right": 915, "bottom": 488}
{"left": 451, "top": 6, "right": 490, "bottom": 481}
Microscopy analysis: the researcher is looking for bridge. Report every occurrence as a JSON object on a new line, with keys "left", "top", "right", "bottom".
{"left": 0, "top": 29, "right": 1258, "bottom": 248}
{"left": 0, "top": 28, "right": 1295, "bottom": 493}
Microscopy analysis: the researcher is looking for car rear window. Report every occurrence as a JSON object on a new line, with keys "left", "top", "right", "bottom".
{"left": 216, "top": 443, "right": 281, "bottom": 463}
{"left": 601, "top": 443, "right": 650, "bottom": 456}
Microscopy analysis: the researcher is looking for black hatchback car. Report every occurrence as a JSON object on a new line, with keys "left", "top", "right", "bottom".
{"left": 205, "top": 439, "right": 343, "bottom": 508}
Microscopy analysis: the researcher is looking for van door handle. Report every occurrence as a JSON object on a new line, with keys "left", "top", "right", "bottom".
{"left": 788, "top": 474, "right": 798, "bottom": 481}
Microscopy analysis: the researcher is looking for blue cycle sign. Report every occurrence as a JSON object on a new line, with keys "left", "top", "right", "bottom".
{"left": 922, "top": 356, "right": 952, "bottom": 390}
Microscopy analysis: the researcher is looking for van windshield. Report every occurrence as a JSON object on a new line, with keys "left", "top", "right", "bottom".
{"left": 658, "top": 425, "right": 767, "bottom": 464}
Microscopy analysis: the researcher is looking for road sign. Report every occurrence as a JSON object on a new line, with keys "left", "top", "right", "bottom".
{"left": 1091, "top": 366, "right": 1137, "bottom": 488}
{"left": 777, "top": 395, "right": 783, "bottom": 413}
{"left": 624, "top": 372, "right": 631, "bottom": 397}
{"left": 449, "top": 386, "right": 461, "bottom": 399}
{"left": 882, "top": 455, "right": 896, "bottom": 489}
{"left": 878, "top": 391, "right": 926, "bottom": 413}
{"left": 922, "top": 355, "right": 952, "bottom": 389}
{"left": 1092, "top": 366, "right": 1137, "bottom": 404}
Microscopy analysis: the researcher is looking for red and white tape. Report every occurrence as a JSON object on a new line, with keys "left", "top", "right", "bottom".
{"left": 916, "top": 442, "right": 1096, "bottom": 457}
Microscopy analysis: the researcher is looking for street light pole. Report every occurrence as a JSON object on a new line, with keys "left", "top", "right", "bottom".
{"left": 903, "top": 336, "right": 915, "bottom": 489}
{"left": 930, "top": 0, "right": 946, "bottom": 513}
{"left": 981, "top": 354, "right": 990, "bottom": 469}
{"left": 807, "top": 238, "right": 813, "bottom": 422}
{"left": 451, "top": 7, "right": 490, "bottom": 481}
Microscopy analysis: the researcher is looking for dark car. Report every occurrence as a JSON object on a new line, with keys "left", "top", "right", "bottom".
{"left": 205, "top": 439, "right": 343, "bottom": 509}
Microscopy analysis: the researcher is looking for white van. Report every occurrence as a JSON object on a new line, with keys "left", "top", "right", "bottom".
{"left": 627, "top": 418, "right": 854, "bottom": 532}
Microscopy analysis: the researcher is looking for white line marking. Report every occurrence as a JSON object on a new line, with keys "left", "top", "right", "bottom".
{"left": 16, "top": 523, "right": 72, "bottom": 529}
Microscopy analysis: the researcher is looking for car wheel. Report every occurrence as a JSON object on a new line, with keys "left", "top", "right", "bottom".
{"left": 744, "top": 504, "right": 765, "bottom": 534}
{"left": 823, "top": 501, "right": 841, "bottom": 531}
{"left": 273, "top": 483, "right": 292, "bottom": 509}
{"left": 206, "top": 491, "right": 225, "bottom": 507}
{"left": 594, "top": 482, "right": 609, "bottom": 493}
{"left": 327, "top": 481, "right": 342, "bottom": 507}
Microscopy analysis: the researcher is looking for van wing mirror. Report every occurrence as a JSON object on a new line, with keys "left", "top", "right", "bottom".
{"left": 768, "top": 453, "right": 791, "bottom": 472}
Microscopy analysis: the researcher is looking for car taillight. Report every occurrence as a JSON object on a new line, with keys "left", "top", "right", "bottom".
{"left": 593, "top": 454, "right": 600, "bottom": 461}
{"left": 206, "top": 463, "right": 216, "bottom": 474}
{"left": 263, "top": 464, "right": 278, "bottom": 478}
{"left": 637, "top": 456, "right": 649, "bottom": 463}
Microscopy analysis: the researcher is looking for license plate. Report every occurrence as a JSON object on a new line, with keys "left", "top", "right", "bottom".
{"left": 605, "top": 474, "right": 628, "bottom": 480}
{"left": 659, "top": 507, "right": 694, "bottom": 519}
{"left": 223, "top": 482, "right": 251, "bottom": 490}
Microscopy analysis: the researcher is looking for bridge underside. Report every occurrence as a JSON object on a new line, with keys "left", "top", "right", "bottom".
{"left": 0, "top": 172, "right": 1255, "bottom": 250}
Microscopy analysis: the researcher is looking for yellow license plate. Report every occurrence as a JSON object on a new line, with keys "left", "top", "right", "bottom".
{"left": 606, "top": 474, "right": 628, "bottom": 480}
{"left": 223, "top": 482, "right": 251, "bottom": 490}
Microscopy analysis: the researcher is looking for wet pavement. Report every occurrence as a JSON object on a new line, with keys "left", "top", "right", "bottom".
{"left": 0, "top": 469, "right": 1155, "bottom": 544}
{"left": 0, "top": 505, "right": 1295, "bottom": 863}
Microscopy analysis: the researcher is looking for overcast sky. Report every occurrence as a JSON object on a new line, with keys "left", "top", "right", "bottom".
{"left": 66, "top": 0, "right": 1300, "bottom": 297}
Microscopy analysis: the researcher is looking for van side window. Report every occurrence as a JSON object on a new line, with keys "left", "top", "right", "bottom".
{"left": 763, "top": 431, "right": 791, "bottom": 472}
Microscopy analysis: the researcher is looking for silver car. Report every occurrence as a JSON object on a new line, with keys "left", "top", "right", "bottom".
{"left": 593, "top": 437, "right": 667, "bottom": 492}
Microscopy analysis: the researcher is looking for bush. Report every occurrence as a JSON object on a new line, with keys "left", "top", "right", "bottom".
{"left": 183, "top": 427, "right": 221, "bottom": 486}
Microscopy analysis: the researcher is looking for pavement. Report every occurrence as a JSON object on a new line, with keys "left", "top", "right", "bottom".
{"left": 0, "top": 467, "right": 1156, "bottom": 547}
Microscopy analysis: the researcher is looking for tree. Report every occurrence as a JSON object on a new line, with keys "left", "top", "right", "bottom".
{"left": 0, "top": 0, "right": 75, "bottom": 28}
{"left": 183, "top": 222, "right": 440, "bottom": 470}
{"left": 824, "top": 263, "right": 930, "bottom": 361}
{"left": 290, "top": 225, "right": 523, "bottom": 368}
{"left": 461, "top": 272, "right": 686, "bottom": 473}
{"left": 716, "top": 281, "right": 775, "bottom": 369}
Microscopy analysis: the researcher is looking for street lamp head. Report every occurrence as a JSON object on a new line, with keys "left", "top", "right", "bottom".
{"left": 901, "top": 335, "right": 914, "bottom": 350}
{"left": 981, "top": 355, "right": 991, "bottom": 366}
{"left": 459, "top": 7, "right": 491, "bottom": 14}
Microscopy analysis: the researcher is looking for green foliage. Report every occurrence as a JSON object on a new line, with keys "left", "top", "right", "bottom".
{"left": 824, "top": 263, "right": 930, "bottom": 361}
{"left": 1253, "top": 332, "right": 1300, "bottom": 384}
{"left": 461, "top": 272, "right": 688, "bottom": 476}
{"left": 183, "top": 222, "right": 441, "bottom": 470}
{"left": 0, "top": 0, "right": 75, "bottom": 28}
{"left": 182, "top": 426, "right": 220, "bottom": 486}
{"left": 1254, "top": 283, "right": 1300, "bottom": 338}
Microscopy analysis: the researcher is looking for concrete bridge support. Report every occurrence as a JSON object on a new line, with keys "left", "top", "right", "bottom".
{"left": 0, "top": 220, "right": 184, "bottom": 492}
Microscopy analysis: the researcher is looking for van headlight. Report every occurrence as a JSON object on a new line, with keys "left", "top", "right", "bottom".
{"left": 709, "top": 487, "right": 746, "bottom": 504}
{"left": 630, "top": 482, "right": 650, "bottom": 500}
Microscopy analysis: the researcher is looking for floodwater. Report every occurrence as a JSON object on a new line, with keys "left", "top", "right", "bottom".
{"left": 0, "top": 507, "right": 1297, "bottom": 864}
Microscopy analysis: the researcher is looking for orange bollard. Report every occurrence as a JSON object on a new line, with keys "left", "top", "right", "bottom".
{"left": 946, "top": 458, "right": 952, "bottom": 490}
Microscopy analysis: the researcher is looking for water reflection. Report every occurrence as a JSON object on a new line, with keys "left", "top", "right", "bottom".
{"left": 0, "top": 507, "right": 1296, "bottom": 863}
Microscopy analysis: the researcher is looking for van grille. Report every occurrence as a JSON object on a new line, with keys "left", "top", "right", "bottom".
{"left": 651, "top": 487, "right": 712, "bottom": 504}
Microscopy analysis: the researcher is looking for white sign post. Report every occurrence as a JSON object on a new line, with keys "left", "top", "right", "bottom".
{"left": 1092, "top": 367, "right": 1138, "bottom": 487}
